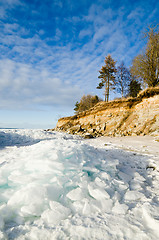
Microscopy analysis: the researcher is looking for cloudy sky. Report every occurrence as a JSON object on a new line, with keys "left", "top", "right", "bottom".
{"left": 0, "top": 0, "right": 158, "bottom": 129}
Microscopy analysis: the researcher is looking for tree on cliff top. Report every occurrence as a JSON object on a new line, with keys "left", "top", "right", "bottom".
{"left": 116, "top": 62, "right": 131, "bottom": 98}
{"left": 97, "top": 54, "right": 117, "bottom": 102}
{"left": 130, "top": 26, "right": 159, "bottom": 87}
{"left": 74, "top": 95, "right": 100, "bottom": 114}
{"left": 128, "top": 78, "right": 141, "bottom": 97}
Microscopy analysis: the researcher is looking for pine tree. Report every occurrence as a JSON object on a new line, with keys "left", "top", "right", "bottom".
{"left": 97, "top": 54, "right": 117, "bottom": 102}
{"left": 128, "top": 79, "right": 141, "bottom": 97}
{"left": 74, "top": 101, "right": 80, "bottom": 113}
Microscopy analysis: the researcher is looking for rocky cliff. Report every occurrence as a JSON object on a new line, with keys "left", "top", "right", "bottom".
{"left": 55, "top": 92, "right": 159, "bottom": 138}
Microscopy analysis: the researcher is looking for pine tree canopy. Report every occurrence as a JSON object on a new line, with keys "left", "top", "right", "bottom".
{"left": 97, "top": 54, "right": 117, "bottom": 102}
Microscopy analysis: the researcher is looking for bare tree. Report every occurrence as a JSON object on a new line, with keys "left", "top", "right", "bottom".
{"left": 116, "top": 62, "right": 131, "bottom": 97}
{"left": 131, "top": 26, "right": 159, "bottom": 87}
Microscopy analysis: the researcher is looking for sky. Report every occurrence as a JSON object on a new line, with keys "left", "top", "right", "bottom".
{"left": 0, "top": 0, "right": 159, "bottom": 129}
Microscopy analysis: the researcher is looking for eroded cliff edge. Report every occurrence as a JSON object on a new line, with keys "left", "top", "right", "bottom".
{"left": 55, "top": 94, "right": 159, "bottom": 138}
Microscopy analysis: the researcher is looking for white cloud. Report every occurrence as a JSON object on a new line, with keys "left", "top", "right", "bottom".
{"left": 54, "top": 28, "right": 62, "bottom": 41}
{"left": 0, "top": 1, "right": 158, "bottom": 113}
{"left": 0, "top": 0, "right": 23, "bottom": 19}
{"left": 0, "top": 59, "right": 82, "bottom": 110}
{"left": 79, "top": 28, "right": 93, "bottom": 39}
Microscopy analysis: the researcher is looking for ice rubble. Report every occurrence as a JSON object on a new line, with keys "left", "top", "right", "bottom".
{"left": 0, "top": 129, "right": 159, "bottom": 239}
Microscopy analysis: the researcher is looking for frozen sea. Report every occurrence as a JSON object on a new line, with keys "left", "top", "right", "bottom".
{"left": 0, "top": 129, "right": 159, "bottom": 240}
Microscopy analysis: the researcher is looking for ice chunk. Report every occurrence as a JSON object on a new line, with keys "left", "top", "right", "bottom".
{"left": 41, "top": 209, "right": 62, "bottom": 225}
{"left": 0, "top": 204, "right": 14, "bottom": 228}
{"left": 124, "top": 191, "right": 145, "bottom": 201}
{"left": 112, "top": 201, "right": 128, "bottom": 214}
{"left": 49, "top": 201, "right": 70, "bottom": 214}
{"left": 72, "top": 200, "right": 85, "bottom": 214}
{"left": 100, "top": 199, "right": 113, "bottom": 213}
{"left": 21, "top": 203, "right": 43, "bottom": 217}
{"left": 66, "top": 187, "right": 85, "bottom": 201}
{"left": 41, "top": 201, "right": 70, "bottom": 225}
{"left": 113, "top": 191, "right": 122, "bottom": 202}
{"left": 134, "top": 172, "right": 145, "bottom": 182}
{"left": 95, "top": 177, "right": 106, "bottom": 188}
{"left": 46, "top": 185, "right": 63, "bottom": 201}
{"left": 130, "top": 180, "right": 142, "bottom": 190}
{"left": 8, "top": 184, "right": 45, "bottom": 207}
{"left": 113, "top": 179, "right": 128, "bottom": 191}
{"left": 8, "top": 184, "right": 46, "bottom": 218}
{"left": 88, "top": 184, "right": 110, "bottom": 200}
{"left": 118, "top": 171, "right": 132, "bottom": 182}
{"left": 142, "top": 206, "right": 159, "bottom": 234}
{"left": 1, "top": 188, "right": 15, "bottom": 201}
{"left": 100, "top": 172, "right": 110, "bottom": 180}
{"left": 72, "top": 198, "right": 102, "bottom": 215}
{"left": 8, "top": 172, "right": 33, "bottom": 186}
{"left": 82, "top": 199, "right": 91, "bottom": 215}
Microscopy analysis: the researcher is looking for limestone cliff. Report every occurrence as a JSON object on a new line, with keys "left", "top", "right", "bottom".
{"left": 55, "top": 94, "right": 159, "bottom": 137}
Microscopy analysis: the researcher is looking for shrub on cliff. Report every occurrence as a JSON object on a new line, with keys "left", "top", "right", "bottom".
{"left": 74, "top": 95, "right": 101, "bottom": 114}
{"left": 137, "top": 86, "right": 159, "bottom": 99}
{"left": 128, "top": 79, "right": 142, "bottom": 97}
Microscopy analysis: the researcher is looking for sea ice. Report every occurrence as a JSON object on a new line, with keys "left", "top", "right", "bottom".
{"left": 0, "top": 129, "right": 158, "bottom": 239}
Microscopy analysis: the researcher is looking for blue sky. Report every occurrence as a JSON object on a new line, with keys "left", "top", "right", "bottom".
{"left": 0, "top": 0, "right": 159, "bottom": 129}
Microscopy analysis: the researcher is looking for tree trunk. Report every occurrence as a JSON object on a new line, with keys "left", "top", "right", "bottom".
{"left": 107, "top": 75, "right": 109, "bottom": 102}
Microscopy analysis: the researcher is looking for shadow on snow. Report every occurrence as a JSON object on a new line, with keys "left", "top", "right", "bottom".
{"left": 0, "top": 131, "right": 41, "bottom": 149}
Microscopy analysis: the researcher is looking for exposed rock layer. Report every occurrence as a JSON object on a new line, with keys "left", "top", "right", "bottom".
{"left": 55, "top": 95, "right": 159, "bottom": 137}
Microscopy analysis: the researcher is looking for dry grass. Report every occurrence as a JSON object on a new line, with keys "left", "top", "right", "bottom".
{"left": 137, "top": 86, "right": 159, "bottom": 99}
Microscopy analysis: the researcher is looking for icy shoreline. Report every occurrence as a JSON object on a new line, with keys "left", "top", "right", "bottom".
{"left": 85, "top": 135, "right": 159, "bottom": 155}
{"left": 0, "top": 129, "right": 159, "bottom": 239}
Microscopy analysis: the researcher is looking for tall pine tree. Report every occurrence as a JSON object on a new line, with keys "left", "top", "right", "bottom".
{"left": 97, "top": 54, "right": 117, "bottom": 102}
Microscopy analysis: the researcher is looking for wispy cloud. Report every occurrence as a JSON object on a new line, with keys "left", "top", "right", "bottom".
{"left": 0, "top": 59, "right": 81, "bottom": 110}
{"left": 0, "top": 0, "right": 159, "bottom": 114}
{"left": 0, "top": 0, "right": 23, "bottom": 19}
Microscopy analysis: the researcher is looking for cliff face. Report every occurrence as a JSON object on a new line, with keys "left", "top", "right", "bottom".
{"left": 55, "top": 95, "right": 159, "bottom": 137}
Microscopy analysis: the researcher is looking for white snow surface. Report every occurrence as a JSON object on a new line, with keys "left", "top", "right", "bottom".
{"left": 0, "top": 129, "right": 159, "bottom": 239}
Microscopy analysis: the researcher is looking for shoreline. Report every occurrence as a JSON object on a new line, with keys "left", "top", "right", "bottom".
{"left": 84, "top": 135, "right": 159, "bottom": 156}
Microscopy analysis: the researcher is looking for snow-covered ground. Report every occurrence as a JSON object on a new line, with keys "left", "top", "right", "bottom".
{"left": 0, "top": 129, "right": 159, "bottom": 240}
